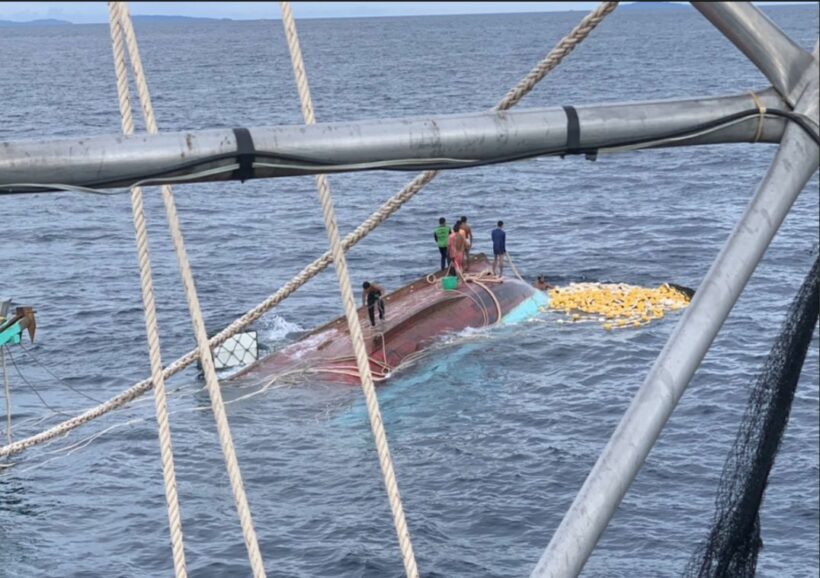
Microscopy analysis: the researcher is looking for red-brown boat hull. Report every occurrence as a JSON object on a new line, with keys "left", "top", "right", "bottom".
{"left": 232, "top": 254, "right": 545, "bottom": 385}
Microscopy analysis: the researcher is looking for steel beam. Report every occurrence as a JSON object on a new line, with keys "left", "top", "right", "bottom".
{"left": 692, "top": 2, "right": 815, "bottom": 106}
{"left": 0, "top": 90, "right": 787, "bottom": 192}
{"left": 530, "top": 59, "right": 818, "bottom": 578}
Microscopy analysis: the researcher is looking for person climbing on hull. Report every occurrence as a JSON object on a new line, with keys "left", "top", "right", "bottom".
{"left": 362, "top": 281, "right": 386, "bottom": 327}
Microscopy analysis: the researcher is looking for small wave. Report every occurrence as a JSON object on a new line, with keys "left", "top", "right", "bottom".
{"left": 259, "top": 314, "right": 303, "bottom": 343}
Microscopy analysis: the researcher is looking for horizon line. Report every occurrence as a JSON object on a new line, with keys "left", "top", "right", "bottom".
{"left": 0, "top": 2, "right": 814, "bottom": 25}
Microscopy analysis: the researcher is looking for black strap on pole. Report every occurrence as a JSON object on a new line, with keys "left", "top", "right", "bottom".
{"left": 562, "top": 105, "right": 581, "bottom": 156}
{"left": 232, "top": 128, "right": 256, "bottom": 183}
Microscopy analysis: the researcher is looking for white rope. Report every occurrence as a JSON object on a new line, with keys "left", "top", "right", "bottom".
{"left": 495, "top": 1, "right": 618, "bottom": 111}
{"left": 505, "top": 250, "right": 528, "bottom": 284}
{"left": 278, "top": 3, "right": 419, "bottom": 575}
{"left": 0, "top": 1, "right": 618, "bottom": 462}
{"left": 2, "top": 348, "right": 11, "bottom": 445}
{"left": 106, "top": 5, "right": 187, "bottom": 576}
{"left": 111, "top": 3, "right": 266, "bottom": 576}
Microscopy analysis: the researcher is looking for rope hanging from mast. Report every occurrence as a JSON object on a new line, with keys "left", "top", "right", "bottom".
{"left": 107, "top": 3, "right": 188, "bottom": 575}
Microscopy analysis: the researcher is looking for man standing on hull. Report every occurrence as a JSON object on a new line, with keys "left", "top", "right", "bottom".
{"left": 492, "top": 220, "right": 506, "bottom": 277}
{"left": 459, "top": 216, "right": 473, "bottom": 271}
{"left": 433, "top": 217, "right": 451, "bottom": 270}
{"left": 449, "top": 222, "right": 466, "bottom": 275}
{"left": 361, "top": 281, "right": 386, "bottom": 327}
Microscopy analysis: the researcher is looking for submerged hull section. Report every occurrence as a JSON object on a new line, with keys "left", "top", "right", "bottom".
{"left": 232, "top": 254, "right": 548, "bottom": 384}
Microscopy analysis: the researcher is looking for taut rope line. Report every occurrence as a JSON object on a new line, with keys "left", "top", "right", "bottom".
{"left": 278, "top": 3, "right": 419, "bottom": 575}
{"left": 111, "top": 3, "right": 266, "bottom": 576}
{"left": 0, "top": 2, "right": 619, "bottom": 463}
{"left": 107, "top": 5, "right": 187, "bottom": 575}
{"left": 2, "top": 348, "right": 11, "bottom": 445}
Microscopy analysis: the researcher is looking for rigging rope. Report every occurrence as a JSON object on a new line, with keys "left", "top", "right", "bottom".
{"left": 2, "top": 348, "right": 10, "bottom": 445}
{"left": 278, "top": 3, "right": 418, "bottom": 575}
{"left": 0, "top": 2, "right": 619, "bottom": 461}
{"left": 505, "top": 250, "right": 528, "bottom": 284}
{"left": 107, "top": 4, "right": 187, "bottom": 576}
{"left": 111, "top": 3, "right": 266, "bottom": 576}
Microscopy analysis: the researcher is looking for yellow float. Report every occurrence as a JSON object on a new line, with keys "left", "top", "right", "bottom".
{"left": 541, "top": 282, "right": 692, "bottom": 329}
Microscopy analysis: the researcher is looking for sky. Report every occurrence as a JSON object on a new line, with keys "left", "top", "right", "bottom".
{"left": 0, "top": 1, "right": 806, "bottom": 23}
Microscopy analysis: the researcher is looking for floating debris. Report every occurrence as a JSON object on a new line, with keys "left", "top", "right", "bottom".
{"left": 542, "top": 282, "right": 692, "bottom": 329}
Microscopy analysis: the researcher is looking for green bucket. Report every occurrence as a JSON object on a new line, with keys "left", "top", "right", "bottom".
{"left": 441, "top": 276, "right": 458, "bottom": 291}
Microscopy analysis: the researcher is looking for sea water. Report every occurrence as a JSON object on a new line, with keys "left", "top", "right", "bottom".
{"left": 0, "top": 6, "right": 818, "bottom": 577}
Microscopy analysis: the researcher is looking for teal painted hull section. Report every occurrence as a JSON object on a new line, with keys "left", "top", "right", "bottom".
{"left": 501, "top": 288, "right": 549, "bottom": 325}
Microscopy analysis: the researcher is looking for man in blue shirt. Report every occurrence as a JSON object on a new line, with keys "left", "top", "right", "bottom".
{"left": 491, "top": 220, "right": 506, "bottom": 277}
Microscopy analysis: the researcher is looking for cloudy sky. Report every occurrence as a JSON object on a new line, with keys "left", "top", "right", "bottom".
{"left": 0, "top": 2, "right": 804, "bottom": 23}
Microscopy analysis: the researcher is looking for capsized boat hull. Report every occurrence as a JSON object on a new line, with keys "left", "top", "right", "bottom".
{"left": 231, "top": 254, "right": 548, "bottom": 384}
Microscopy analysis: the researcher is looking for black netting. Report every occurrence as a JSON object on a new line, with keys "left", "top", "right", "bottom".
{"left": 684, "top": 253, "right": 819, "bottom": 578}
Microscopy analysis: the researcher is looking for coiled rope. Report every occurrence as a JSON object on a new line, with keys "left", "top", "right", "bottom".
{"left": 107, "top": 5, "right": 186, "bottom": 575}
{"left": 109, "top": 3, "right": 266, "bottom": 577}
{"left": 0, "top": 2, "right": 619, "bottom": 464}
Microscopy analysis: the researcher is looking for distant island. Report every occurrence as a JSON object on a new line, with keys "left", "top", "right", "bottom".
{"left": 620, "top": 1, "right": 690, "bottom": 10}
{"left": 0, "top": 3, "right": 810, "bottom": 27}
{"left": 0, "top": 14, "right": 233, "bottom": 27}
{"left": 0, "top": 18, "right": 72, "bottom": 27}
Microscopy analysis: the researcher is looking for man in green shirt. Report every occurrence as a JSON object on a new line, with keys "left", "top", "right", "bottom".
{"left": 433, "top": 217, "right": 451, "bottom": 270}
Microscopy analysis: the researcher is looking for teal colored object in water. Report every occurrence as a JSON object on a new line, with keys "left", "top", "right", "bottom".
{"left": 501, "top": 288, "right": 549, "bottom": 325}
{"left": 0, "top": 320, "right": 22, "bottom": 347}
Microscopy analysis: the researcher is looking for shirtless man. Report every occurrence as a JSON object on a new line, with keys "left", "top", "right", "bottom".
{"left": 534, "top": 276, "right": 554, "bottom": 290}
{"left": 459, "top": 216, "right": 473, "bottom": 271}
{"left": 449, "top": 222, "right": 466, "bottom": 274}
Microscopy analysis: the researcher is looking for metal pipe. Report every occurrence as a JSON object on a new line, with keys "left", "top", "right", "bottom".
{"left": 0, "top": 90, "right": 787, "bottom": 191}
{"left": 692, "top": 2, "right": 815, "bottom": 106}
{"left": 530, "top": 70, "right": 818, "bottom": 577}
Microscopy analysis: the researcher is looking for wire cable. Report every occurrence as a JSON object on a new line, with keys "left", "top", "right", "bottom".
{"left": 1, "top": 108, "right": 816, "bottom": 196}
{"left": 3, "top": 346, "right": 71, "bottom": 416}
{"left": 18, "top": 343, "right": 102, "bottom": 403}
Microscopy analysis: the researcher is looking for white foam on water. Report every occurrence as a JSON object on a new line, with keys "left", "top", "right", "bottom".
{"left": 260, "top": 314, "right": 303, "bottom": 343}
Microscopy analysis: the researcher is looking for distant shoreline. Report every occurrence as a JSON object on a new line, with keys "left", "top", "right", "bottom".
{"left": 0, "top": 3, "right": 814, "bottom": 27}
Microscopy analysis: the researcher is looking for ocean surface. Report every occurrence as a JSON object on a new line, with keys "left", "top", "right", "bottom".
{"left": 0, "top": 5, "right": 818, "bottom": 577}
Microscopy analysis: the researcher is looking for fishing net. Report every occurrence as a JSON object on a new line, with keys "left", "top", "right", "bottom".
{"left": 544, "top": 282, "right": 692, "bottom": 329}
{"left": 683, "top": 252, "right": 819, "bottom": 578}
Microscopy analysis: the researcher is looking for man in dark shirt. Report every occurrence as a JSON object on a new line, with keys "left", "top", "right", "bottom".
{"left": 491, "top": 221, "right": 506, "bottom": 277}
{"left": 361, "top": 281, "right": 386, "bottom": 327}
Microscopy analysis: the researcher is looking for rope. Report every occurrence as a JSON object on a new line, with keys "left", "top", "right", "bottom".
{"left": 470, "top": 277, "right": 504, "bottom": 324}
{"left": 18, "top": 343, "right": 102, "bottom": 403}
{"left": 112, "top": 3, "right": 267, "bottom": 576}
{"left": 279, "top": 3, "right": 418, "bottom": 575}
{"left": 2, "top": 348, "right": 10, "bottom": 445}
{"left": 505, "top": 251, "right": 528, "bottom": 284}
{"left": 0, "top": 1, "right": 618, "bottom": 459}
{"left": 495, "top": 1, "right": 619, "bottom": 111}
{"left": 749, "top": 91, "right": 766, "bottom": 144}
{"left": 106, "top": 5, "right": 187, "bottom": 576}
{"left": 3, "top": 346, "right": 71, "bottom": 417}
{"left": 428, "top": 268, "right": 504, "bottom": 325}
